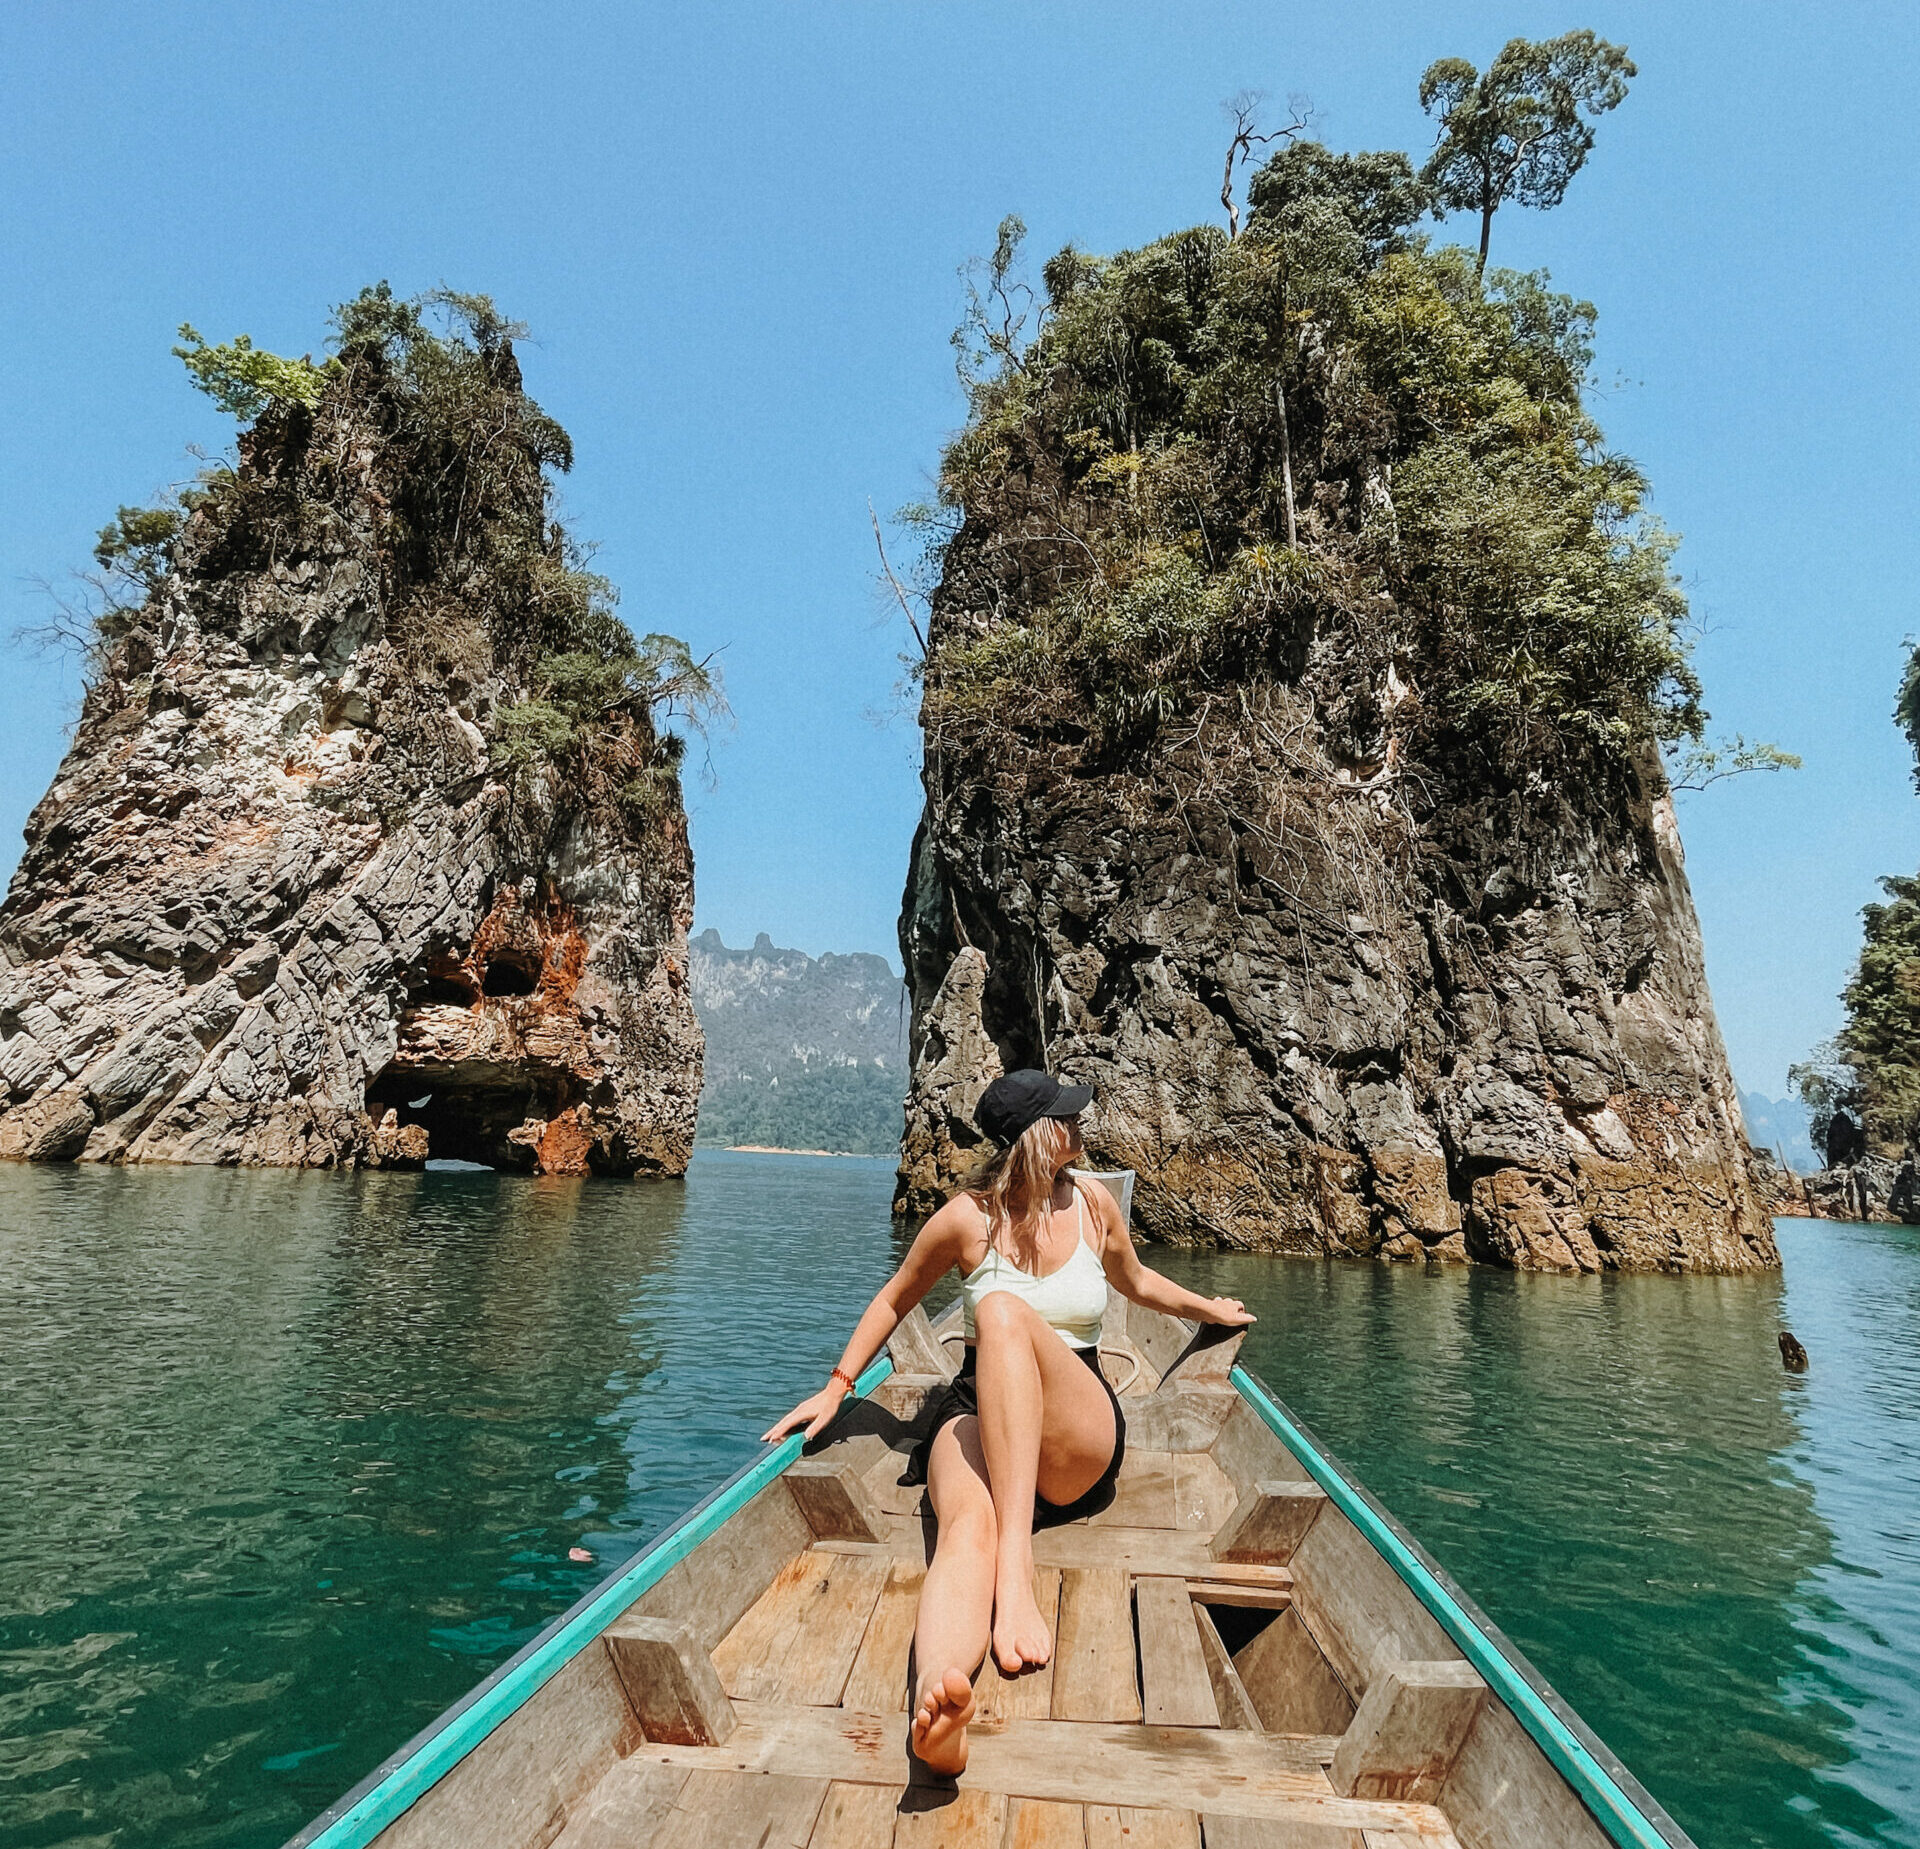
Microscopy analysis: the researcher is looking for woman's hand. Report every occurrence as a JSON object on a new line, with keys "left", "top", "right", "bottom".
{"left": 1200, "top": 1296, "right": 1256, "bottom": 1327}
{"left": 761, "top": 1383, "right": 847, "bottom": 1445}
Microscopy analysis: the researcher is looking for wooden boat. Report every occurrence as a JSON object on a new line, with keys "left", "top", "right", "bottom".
{"left": 291, "top": 1176, "right": 1695, "bottom": 1849}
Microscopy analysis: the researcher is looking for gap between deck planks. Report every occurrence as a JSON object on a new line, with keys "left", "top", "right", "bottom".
{"left": 622, "top": 1702, "right": 1449, "bottom": 1833}
{"left": 816, "top": 1516, "right": 1293, "bottom": 1592}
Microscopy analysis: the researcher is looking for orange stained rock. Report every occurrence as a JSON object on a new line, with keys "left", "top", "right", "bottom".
{"left": 535, "top": 1104, "right": 595, "bottom": 1176}
{"left": 466, "top": 887, "right": 589, "bottom": 1010}
{"left": 536, "top": 925, "right": 589, "bottom": 1005}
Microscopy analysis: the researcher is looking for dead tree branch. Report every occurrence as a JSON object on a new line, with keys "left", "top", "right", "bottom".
{"left": 1220, "top": 90, "right": 1313, "bottom": 239}
{"left": 870, "top": 500, "right": 929, "bottom": 660}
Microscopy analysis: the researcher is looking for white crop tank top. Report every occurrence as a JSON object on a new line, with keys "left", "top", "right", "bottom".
{"left": 960, "top": 1178, "right": 1106, "bottom": 1350}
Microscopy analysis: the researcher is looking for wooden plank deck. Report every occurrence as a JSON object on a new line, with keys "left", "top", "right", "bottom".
{"left": 712, "top": 1550, "right": 892, "bottom": 1706}
{"left": 623, "top": 1704, "right": 1451, "bottom": 1833}
{"left": 555, "top": 1400, "right": 1464, "bottom": 1849}
{"left": 816, "top": 1511, "right": 1297, "bottom": 1590}
{"left": 844, "top": 1562, "right": 927, "bottom": 1715}
{"left": 973, "top": 1568, "right": 1062, "bottom": 1724}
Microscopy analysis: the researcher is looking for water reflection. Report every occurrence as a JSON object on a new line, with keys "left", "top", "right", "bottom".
{"left": 0, "top": 1156, "right": 899, "bottom": 1849}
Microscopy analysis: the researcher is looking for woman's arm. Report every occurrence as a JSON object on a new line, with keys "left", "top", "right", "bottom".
{"left": 1082, "top": 1178, "right": 1255, "bottom": 1328}
{"left": 760, "top": 1197, "right": 974, "bottom": 1443}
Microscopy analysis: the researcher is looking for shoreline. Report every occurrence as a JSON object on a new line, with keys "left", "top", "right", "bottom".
{"left": 716, "top": 1143, "right": 886, "bottom": 1160}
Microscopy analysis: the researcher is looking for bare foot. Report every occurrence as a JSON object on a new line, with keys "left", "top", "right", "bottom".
{"left": 991, "top": 1560, "right": 1052, "bottom": 1674}
{"left": 911, "top": 1667, "right": 976, "bottom": 1775}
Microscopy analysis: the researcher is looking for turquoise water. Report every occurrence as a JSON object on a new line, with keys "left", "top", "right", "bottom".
{"left": 0, "top": 1157, "right": 1912, "bottom": 1848}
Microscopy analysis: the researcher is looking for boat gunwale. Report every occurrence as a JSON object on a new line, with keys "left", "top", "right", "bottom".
{"left": 282, "top": 1352, "right": 900, "bottom": 1849}
{"left": 1232, "top": 1361, "right": 1699, "bottom": 1849}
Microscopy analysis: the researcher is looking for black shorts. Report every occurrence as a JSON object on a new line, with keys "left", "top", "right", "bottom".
{"left": 902, "top": 1342, "right": 1127, "bottom": 1528}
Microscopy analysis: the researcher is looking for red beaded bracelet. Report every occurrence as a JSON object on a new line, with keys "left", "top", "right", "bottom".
{"left": 829, "top": 1366, "right": 855, "bottom": 1392}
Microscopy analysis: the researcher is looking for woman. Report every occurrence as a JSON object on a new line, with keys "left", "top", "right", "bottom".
{"left": 763, "top": 1069, "right": 1254, "bottom": 1776}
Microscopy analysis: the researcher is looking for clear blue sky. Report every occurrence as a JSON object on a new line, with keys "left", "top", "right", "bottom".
{"left": 2, "top": 2, "right": 1915, "bottom": 1100}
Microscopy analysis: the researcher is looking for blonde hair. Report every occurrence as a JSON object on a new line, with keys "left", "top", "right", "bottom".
{"left": 962, "top": 1116, "right": 1074, "bottom": 1257}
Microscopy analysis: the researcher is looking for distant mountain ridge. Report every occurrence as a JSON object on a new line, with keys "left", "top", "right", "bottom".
{"left": 689, "top": 930, "right": 907, "bottom": 1153}
{"left": 1741, "top": 1089, "right": 1818, "bottom": 1175}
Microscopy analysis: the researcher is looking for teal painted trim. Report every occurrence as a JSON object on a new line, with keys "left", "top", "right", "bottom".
{"left": 295, "top": 1354, "right": 896, "bottom": 1849}
{"left": 1231, "top": 1366, "right": 1680, "bottom": 1849}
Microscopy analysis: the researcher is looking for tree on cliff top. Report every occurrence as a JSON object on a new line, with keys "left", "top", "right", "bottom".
{"left": 1793, "top": 649, "right": 1920, "bottom": 1155}
{"left": 1418, "top": 32, "right": 1635, "bottom": 272}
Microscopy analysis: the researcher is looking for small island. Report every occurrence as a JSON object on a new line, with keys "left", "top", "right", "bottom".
{"left": 0, "top": 291, "right": 715, "bottom": 1175}
{"left": 892, "top": 68, "right": 1778, "bottom": 1273}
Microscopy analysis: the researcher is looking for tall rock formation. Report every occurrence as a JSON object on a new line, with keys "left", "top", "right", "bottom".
{"left": 892, "top": 183, "right": 1776, "bottom": 1273}
{"left": 0, "top": 292, "right": 703, "bottom": 1174}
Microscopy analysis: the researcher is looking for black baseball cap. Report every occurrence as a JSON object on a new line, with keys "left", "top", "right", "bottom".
{"left": 975, "top": 1069, "right": 1094, "bottom": 1146}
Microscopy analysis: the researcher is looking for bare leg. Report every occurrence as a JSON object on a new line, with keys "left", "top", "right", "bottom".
{"left": 970, "top": 1291, "right": 1118, "bottom": 1673}
{"left": 910, "top": 1416, "right": 994, "bottom": 1775}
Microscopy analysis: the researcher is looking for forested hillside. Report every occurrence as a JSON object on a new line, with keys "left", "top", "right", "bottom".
{"left": 690, "top": 931, "right": 906, "bottom": 1154}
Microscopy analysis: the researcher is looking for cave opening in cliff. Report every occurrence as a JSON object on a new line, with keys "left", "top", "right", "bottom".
{"left": 365, "top": 1063, "right": 557, "bottom": 1170}
{"left": 480, "top": 954, "right": 539, "bottom": 998}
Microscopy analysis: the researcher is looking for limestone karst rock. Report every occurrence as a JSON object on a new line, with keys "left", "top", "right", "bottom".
{"left": 1794, "top": 1151, "right": 1920, "bottom": 1225}
{"left": 891, "top": 208, "right": 1778, "bottom": 1273}
{"left": 0, "top": 297, "right": 702, "bottom": 1174}
{"left": 896, "top": 726, "right": 1778, "bottom": 1271}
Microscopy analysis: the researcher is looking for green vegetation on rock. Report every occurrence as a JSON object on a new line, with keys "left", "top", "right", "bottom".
{"left": 68, "top": 286, "right": 720, "bottom": 834}
{"left": 93, "top": 503, "right": 189, "bottom": 594}
{"left": 927, "top": 217, "right": 1694, "bottom": 777}
{"left": 1795, "top": 656, "right": 1920, "bottom": 1154}
{"left": 173, "top": 323, "right": 332, "bottom": 419}
{"left": 911, "top": 38, "right": 1782, "bottom": 798}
